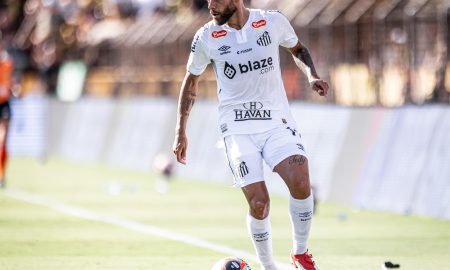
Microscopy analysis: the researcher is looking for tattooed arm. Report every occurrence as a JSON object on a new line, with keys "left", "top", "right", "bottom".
{"left": 173, "top": 72, "right": 200, "bottom": 164}
{"left": 288, "top": 41, "right": 329, "bottom": 96}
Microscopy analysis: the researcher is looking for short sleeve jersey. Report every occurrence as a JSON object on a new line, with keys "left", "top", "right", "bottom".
{"left": 187, "top": 9, "right": 299, "bottom": 136}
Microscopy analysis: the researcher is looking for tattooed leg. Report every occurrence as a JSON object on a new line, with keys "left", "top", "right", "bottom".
{"left": 274, "top": 155, "right": 314, "bottom": 256}
{"left": 275, "top": 155, "right": 310, "bottom": 199}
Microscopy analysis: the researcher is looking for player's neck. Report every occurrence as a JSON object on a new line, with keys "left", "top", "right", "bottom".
{"left": 226, "top": 7, "right": 249, "bottom": 30}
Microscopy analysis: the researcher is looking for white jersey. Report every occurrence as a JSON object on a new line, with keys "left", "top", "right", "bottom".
{"left": 187, "top": 9, "right": 299, "bottom": 136}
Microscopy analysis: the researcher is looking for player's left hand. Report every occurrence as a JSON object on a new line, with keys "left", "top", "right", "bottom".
{"left": 310, "top": 79, "right": 329, "bottom": 97}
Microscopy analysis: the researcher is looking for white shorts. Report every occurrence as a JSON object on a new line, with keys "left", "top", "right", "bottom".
{"left": 223, "top": 124, "right": 307, "bottom": 187}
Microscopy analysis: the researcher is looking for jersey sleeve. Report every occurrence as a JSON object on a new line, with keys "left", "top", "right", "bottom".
{"left": 270, "top": 11, "right": 298, "bottom": 48}
{"left": 186, "top": 28, "right": 210, "bottom": 75}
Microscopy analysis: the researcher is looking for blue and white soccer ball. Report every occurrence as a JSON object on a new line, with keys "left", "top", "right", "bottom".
{"left": 211, "top": 257, "right": 252, "bottom": 270}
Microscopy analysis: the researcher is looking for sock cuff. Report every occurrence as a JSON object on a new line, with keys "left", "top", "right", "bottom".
{"left": 289, "top": 192, "right": 314, "bottom": 209}
{"left": 246, "top": 213, "right": 270, "bottom": 229}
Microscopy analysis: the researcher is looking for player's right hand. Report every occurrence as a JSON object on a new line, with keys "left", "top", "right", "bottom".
{"left": 173, "top": 133, "right": 188, "bottom": 165}
{"left": 310, "top": 79, "right": 329, "bottom": 97}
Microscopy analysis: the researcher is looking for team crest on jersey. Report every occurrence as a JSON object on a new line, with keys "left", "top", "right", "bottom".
{"left": 252, "top": 20, "right": 266, "bottom": 28}
{"left": 212, "top": 30, "right": 227, "bottom": 38}
{"left": 257, "top": 31, "right": 271, "bottom": 46}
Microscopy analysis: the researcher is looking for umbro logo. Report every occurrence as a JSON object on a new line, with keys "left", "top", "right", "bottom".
{"left": 257, "top": 31, "right": 271, "bottom": 46}
{"left": 218, "top": 45, "right": 231, "bottom": 55}
{"left": 218, "top": 45, "right": 230, "bottom": 51}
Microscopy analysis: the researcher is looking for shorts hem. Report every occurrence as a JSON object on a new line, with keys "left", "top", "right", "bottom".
{"left": 233, "top": 178, "right": 265, "bottom": 188}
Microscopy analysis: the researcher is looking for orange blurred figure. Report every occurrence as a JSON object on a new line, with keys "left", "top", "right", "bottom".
{"left": 0, "top": 31, "right": 15, "bottom": 188}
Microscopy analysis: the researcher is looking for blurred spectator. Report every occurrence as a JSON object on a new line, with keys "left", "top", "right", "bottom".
{"left": 152, "top": 152, "right": 174, "bottom": 194}
{"left": 0, "top": 31, "right": 19, "bottom": 188}
{"left": 133, "top": 0, "right": 166, "bottom": 16}
{"left": 1, "top": 0, "right": 448, "bottom": 105}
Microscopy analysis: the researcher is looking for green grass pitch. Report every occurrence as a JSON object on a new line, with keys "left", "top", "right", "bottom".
{"left": 0, "top": 158, "right": 449, "bottom": 269}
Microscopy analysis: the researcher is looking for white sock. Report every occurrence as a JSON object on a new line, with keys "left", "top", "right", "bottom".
{"left": 246, "top": 213, "right": 277, "bottom": 270}
{"left": 289, "top": 193, "right": 314, "bottom": 255}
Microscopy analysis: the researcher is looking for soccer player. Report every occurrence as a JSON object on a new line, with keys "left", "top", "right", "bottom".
{"left": 0, "top": 32, "right": 15, "bottom": 188}
{"left": 172, "top": 1, "right": 329, "bottom": 269}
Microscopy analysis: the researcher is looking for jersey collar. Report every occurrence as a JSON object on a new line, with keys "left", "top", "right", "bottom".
{"left": 222, "top": 9, "right": 253, "bottom": 32}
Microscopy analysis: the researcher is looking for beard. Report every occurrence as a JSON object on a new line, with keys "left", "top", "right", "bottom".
{"left": 212, "top": 2, "right": 237, "bottom": 25}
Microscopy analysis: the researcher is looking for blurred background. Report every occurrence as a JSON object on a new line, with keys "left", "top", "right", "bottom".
{"left": 2, "top": 0, "right": 450, "bottom": 104}
{"left": 0, "top": 1, "right": 449, "bottom": 269}
{"left": 2, "top": 0, "right": 450, "bottom": 218}
{"left": 1, "top": 0, "right": 450, "bottom": 217}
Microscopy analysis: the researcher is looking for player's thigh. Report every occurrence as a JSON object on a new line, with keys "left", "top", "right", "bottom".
{"left": 223, "top": 134, "right": 264, "bottom": 187}
{"left": 262, "top": 125, "right": 311, "bottom": 194}
{"left": 274, "top": 155, "right": 310, "bottom": 190}
{"left": 262, "top": 124, "right": 307, "bottom": 172}
{"left": 274, "top": 155, "right": 311, "bottom": 199}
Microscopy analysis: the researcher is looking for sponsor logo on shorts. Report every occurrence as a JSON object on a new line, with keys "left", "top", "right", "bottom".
{"left": 297, "top": 143, "right": 304, "bottom": 151}
{"left": 212, "top": 30, "right": 227, "bottom": 38}
{"left": 236, "top": 161, "right": 249, "bottom": 178}
{"left": 252, "top": 20, "right": 266, "bottom": 28}
{"left": 257, "top": 31, "right": 271, "bottom": 46}
{"left": 234, "top": 102, "right": 272, "bottom": 121}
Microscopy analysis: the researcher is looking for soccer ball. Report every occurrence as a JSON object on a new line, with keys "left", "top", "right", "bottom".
{"left": 211, "top": 257, "right": 252, "bottom": 270}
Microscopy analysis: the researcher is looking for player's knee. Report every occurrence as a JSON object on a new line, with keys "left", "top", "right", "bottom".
{"left": 288, "top": 176, "right": 311, "bottom": 199}
{"left": 293, "top": 177, "right": 310, "bottom": 192}
{"left": 250, "top": 197, "right": 270, "bottom": 219}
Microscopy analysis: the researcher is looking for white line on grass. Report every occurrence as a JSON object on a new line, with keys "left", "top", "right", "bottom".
{"left": 4, "top": 190, "right": 292, "bottom": 269}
